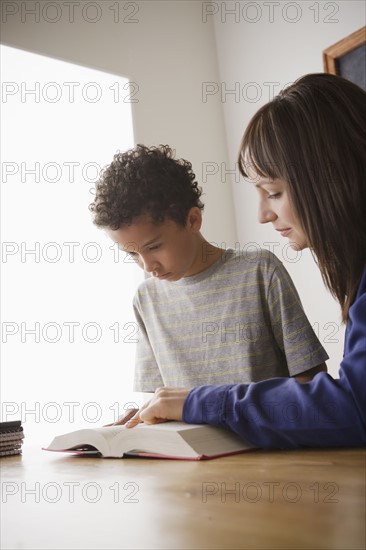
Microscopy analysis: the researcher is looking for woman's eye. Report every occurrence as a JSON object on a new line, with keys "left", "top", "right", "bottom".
{"left": 268, "top": 193, "right": 281, "bottom": 200}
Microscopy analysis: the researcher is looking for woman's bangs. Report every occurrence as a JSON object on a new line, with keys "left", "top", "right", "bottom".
{"left": 239, "top": 117, "right": 283, "bottom": 181}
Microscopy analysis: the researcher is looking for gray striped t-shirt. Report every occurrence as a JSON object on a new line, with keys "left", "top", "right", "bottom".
{"left": 133, "top": 248, "right": 328, "bottom": 391}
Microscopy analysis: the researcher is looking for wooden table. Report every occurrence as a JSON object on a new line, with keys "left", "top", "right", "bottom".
{"left": 1, "top": 445, "right": 365, "bottom": 549}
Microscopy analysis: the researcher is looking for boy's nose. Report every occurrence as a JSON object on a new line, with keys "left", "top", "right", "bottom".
{"left": 143, "top": 258, "right": 159, "bottom": 274}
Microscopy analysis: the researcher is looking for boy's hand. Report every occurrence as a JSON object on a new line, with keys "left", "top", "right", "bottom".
{"left": 104, "top": 408, "right": 139, "bottom": 427}
{"left": 125, "top": 387, "right": 191, "bottom": 428}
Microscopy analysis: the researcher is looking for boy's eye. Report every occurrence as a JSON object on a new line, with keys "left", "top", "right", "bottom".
{"left": 125, "top": 251, "right": 139, "bottom": 262}
{"left": 149, "top": 244, "right": 161, "bottom": 251}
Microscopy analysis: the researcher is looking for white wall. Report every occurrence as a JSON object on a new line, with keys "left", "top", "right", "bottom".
{"left": 2, "top": 0, "right": 363, "bottom": 379}
{"left": 1, "top": 0, "right": 237, "bottom": 438}
{"left": 212, "top": 0, "right": 365, "bottom": 376}
{"left": 1, "top": 0, "right": 236, "bottom": 245}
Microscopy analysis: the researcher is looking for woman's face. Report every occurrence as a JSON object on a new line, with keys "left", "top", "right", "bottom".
{"left": 250, "top": 173, "right": 309, "bottom": 251}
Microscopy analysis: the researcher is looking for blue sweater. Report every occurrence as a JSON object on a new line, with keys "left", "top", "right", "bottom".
{"left": 183, "top": 269, "right": 366, "bottom": 448}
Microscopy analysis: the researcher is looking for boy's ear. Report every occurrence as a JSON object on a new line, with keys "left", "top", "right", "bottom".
{"left": 186, "top": 207, "right": 202, "bottom": 233}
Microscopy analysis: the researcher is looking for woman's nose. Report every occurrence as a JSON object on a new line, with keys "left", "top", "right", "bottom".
{"left": 258, "top": 201, "right": 277, "bottom": 224}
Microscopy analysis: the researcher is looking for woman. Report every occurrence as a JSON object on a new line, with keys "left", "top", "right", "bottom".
{"left": 125, "top": 73, "right": 366, "bottom": 448}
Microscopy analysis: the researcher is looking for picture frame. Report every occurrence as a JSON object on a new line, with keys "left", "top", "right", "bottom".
{"left": 323, "top": 26, "right": 366, "bottom": 90}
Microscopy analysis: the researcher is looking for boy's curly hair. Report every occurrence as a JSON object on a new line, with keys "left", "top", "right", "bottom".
{"left": 89, "top": 144, "right": 204, "bottom": 230}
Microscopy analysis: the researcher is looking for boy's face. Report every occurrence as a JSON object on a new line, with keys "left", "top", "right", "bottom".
{"left": 107, "top": 209, "right": 204, "bottom": 281}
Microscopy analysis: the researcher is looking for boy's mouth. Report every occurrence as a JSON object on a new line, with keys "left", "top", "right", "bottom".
{"left": 155, "top": 272, "right": 172, "bottom": 280}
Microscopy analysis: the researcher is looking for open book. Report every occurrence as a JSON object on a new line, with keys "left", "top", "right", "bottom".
{"left": 44, "top": 422, "right": 255, "bottom": 460}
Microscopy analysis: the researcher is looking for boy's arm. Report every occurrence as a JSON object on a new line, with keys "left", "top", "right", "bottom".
{"left": 132, "top": 297, "right": 164, "bottom": 392}
{"left": 292, "top": 362, "right": 327, "bottom": 383}
{"left": 104, "top": 296, "right": 161, "bottom": 427}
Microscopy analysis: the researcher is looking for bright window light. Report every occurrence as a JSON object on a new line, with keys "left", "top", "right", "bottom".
{"left": 0, "top": 45, "right": 144, "bottom": 444}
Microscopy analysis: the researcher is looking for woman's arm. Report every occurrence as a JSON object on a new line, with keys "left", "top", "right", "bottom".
{"left": 127, "top": 275, "right": 366, "bottom": 448}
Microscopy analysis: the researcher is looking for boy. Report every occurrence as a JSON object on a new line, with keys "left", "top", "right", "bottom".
{"left": 89, "top": 144, "right": 327, "bottom": 395}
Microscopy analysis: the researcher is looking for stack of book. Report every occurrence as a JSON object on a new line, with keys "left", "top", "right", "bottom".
{"left": 0, "top": 421, "right": 24, "bottom": 457}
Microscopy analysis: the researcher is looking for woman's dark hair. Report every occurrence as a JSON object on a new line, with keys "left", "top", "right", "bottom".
{"left": 89, "top": 144, "right": 204, "bottom": 229}
{"left": 238, "top": 73, "right": 366, "bottom": 322}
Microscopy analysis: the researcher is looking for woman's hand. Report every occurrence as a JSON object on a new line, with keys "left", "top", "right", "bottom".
{"left": 125, "top": 387, "right": 191, "bottom": 428}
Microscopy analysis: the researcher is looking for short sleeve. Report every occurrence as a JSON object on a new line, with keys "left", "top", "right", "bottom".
{"left": 267, "top": 263, "right": 329, "bottom": 375}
